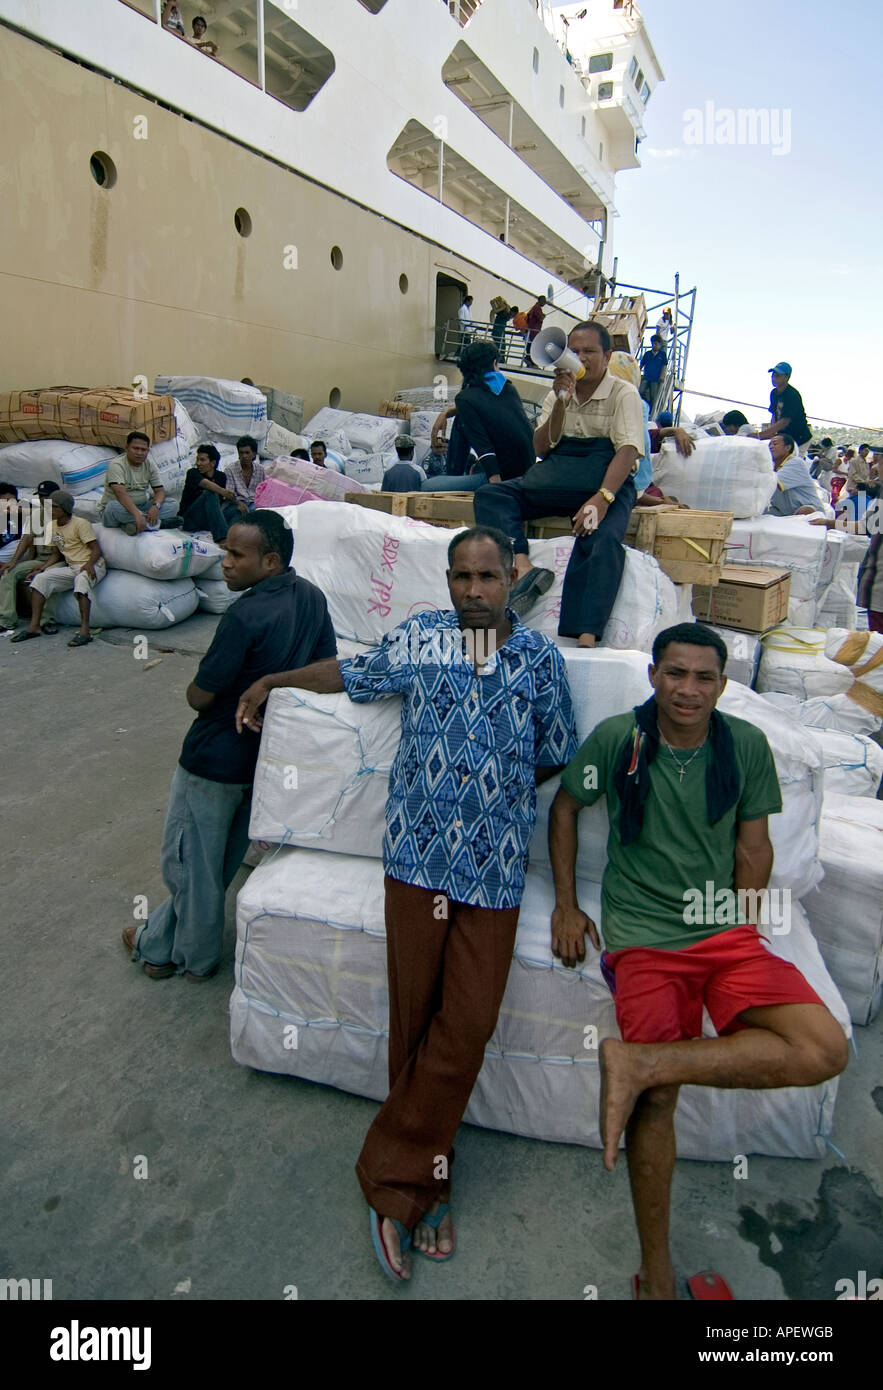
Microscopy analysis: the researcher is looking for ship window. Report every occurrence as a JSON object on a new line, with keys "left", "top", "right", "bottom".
{"left": 329, "top": 387, "right": 342, "bottom": 408}
{"left": 641, "top": 82, "right": 651, "bottom": 104}
{"left": 559, "top": 86, "right": 565, "bottom": 108}
{"left": 629, "top": 56, "right": 638, "bottom": 81}
{"left": 636, "top": 68, "right": 644, "bottom": 89}
{"left": 599, "top": 142, "right": 604, "bottom": 160}
{"left": 589, "top": 53, "right": 613, "bottom": 73}
{"left": 234, "top": 208, "right": 252, "bottom": 237}
{"left": 357, "top": 0, "right": 389, "bottom": 11}
{"left": 598, "top": 82, "right": 613, "bottom": 101}
{"left": 263, "top": 4, "right": 336, "bottom": 113}
{"left": 532, "top": 48, "right": 539, "bottom": 74}
{"left": 331, "top": 245, "right": 344, "bottom": 270}
{"left": 89, "top": 151, "right": 117, "bottom": 189}
{"left": 581, "top": 115, "right": 586, "bottom": 137}
{"left": 399, "top": 273, "right": 409, "bottom": 294}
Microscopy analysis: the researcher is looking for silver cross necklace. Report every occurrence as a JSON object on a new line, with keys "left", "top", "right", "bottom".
{"left": 660, "top": 732, "right": 708, "bottom": 783}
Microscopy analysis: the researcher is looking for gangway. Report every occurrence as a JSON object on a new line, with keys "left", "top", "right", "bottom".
{"left": 435, "top": 272, "right": 697, "bottom": 423}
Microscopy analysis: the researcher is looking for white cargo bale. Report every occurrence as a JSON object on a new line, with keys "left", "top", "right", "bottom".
{"left": 0, "top": 439, "right": 117, "bottom": 496}
{"left": 93, "top": 524, "right": 223, "bottom": 580}
{"left": 756, "top": 627, "right": 854, "bottom": 701}
{"left": 72, "top": 488, "right": 104, "bottom": 522}
{"left": 194, "top": 579, "right": 241, "bottom": 614}
{"left": 230, "top": 849, "right": 846, "bottom": 1158}
{"left": 249, "top": 648, "right": 653, "bottom": 852}
{"left": 725, "top": 515, "right": 831, "bottom": 626}
{"left": 825, "top": 627, "right": 883, "bottom": 699}
{"left": 763, "top": 690, "right": 881, "bottom": 737}
{"left": 803, "top": 794, "right": 883, "bottom": 1024}
{"left": 408, "top": 410, "right": 440, "bottom": 439}
{"left": 654, "top": 436, "right": 776, "bottom": 518}
{"left": 343, "top": 452, "right": 386, "bottom": 488}
{"left": 706, "top": 625, "right": 762, "bottom": 687}
{"left": 303, "top": 407, "right": 399, "bottom": 455}
{"left": 805, "top": 728, "right": 883, "bottom": 797}
{"left": 522, "top": 539, "right": 683, "bottom": 652}
{"left": 55, "top": 571, "right": 198, "bottom": 628}
{"left": 259, "top": 421, "right": 305, "bottom": 459}
{"left": 816, "top": 562, "right": 860, "bottom": 631}
{"left": 266, "top": 460, "right": 368, "bottom": 503}
{"left": 153, "top": 376, "right": 268, "bottom": 440}
{"left": 154, "top": 451, "right": 191, "bottom": 501}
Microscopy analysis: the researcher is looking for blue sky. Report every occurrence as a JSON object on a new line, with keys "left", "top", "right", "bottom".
{"left": 584, "top": 0, "right": 882, "bottom": 433}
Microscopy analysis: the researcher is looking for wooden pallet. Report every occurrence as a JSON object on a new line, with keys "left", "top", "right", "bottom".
{"left": 528, "top": 504, "right": 734, "bottom": 585}
{"left": 345, "top": 491, "right": 474, "bottom": 529}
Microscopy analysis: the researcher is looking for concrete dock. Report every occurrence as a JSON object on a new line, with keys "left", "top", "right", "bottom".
{"left": 2, "top": 616, "right": 881, "bottom": 1301}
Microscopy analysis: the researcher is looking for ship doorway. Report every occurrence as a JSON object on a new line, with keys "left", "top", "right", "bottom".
{"left": 435, "top": 273, "right": 468, "bottom": 357}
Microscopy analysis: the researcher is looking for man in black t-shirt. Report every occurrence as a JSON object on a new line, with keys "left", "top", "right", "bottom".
{"left": 122, "top": 510, "right": 336, "bottom": 981}
{"left": 759, "top": 361, "right": 812, "bottom": 452}
{"left": 179, "top": 444, "right": 240, "bottom": 542}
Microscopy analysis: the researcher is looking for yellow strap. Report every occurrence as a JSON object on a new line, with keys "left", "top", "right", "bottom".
{"left": 760, "top": 627, "right": 826, "bottom": 654}
{"left": 851, "top": 644, "right": 883, "bottom": 679}
{"left": 683, "top": 538, "right": 711, "bottom": 559}
{"left": 846, "top": 680, "right": 883, "bottom": 718}
{"left": 830, "top": 631, "right": 869, "bottom": 667}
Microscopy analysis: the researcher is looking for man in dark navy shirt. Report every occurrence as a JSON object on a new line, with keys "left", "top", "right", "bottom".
{"left": 759, "top": 361, "right": 812, "bottom": 451}
{"left": 122, "top": 510, "right": 336, "bottom": 981}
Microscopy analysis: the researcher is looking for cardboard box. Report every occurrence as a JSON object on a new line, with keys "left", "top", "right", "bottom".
{"left": 626, "top": 505, "right": 733, "bottom": 585}
{"left": 378, "top": 400, "right": 414, "bottom": 421}
{"left": 0, "top": 388, "right": 175, "bottom": 448}
{"left": 345, "top": 491, "right": 474, "bottom": 529}
{"left": 692, "top": 565, "right": 792, "bottom": 633}
{"left": 259, "top": 386, "right": 304, "bottom": 435}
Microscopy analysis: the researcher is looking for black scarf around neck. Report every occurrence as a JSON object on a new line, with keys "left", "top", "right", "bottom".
{"left": 613, "top": 697, "right": 741, "bottom": 846}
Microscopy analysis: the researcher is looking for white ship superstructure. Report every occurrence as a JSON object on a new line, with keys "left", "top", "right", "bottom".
{"left": 0, "top": 0, "right": 663, "bottom": 413}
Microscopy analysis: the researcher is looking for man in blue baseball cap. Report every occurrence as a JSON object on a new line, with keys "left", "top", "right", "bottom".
{"left": 758, "top": 362, "right": 812, "bottom": 454}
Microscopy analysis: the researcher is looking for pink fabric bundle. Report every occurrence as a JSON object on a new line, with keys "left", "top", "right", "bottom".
{"left": 254, "top": 477, "right": 323, "bottom": 509}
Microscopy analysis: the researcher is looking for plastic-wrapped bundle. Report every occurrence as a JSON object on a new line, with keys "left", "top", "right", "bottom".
{"left": 725, "top": 515, "right": 830, "bottom": 626}
{"left": 146, "top": 400, "right": 201, "bottom": 470}
{"left": 230, "top": 849, "right": 847, "bottom": 1159}
{"left": 653, "top": 436, "right": 776, "bottom": 518}
{"left": 761, "top": 690, "right": 881, "bottom": 737}
{"left": 303, "top": 407, "right": 399, "bottom": 455}
{"left": 817, "top": 563, "right": 861, "bottom": 631}
{"left": 756, "top": 627, "right": 854, "bottom": 701}
{"left": 72, "top": 488, "right": 104, "bottom": 522}
{"left": 254, "top": 477, "right": 323, "bottom": 509}
{"left": 265, "top": 459, "right": 368, "bottom": 502}
{"left": 249, "top": 649, "right": 823, "bottom": 899}
{"left": 343, "top": 452, "right": 386, "bottom": 488}
{"left": 803, "top": 793, "right": 883, "bottom": 1024}
{"left": 154, "top": 376, "right": 268, "bottom": 440}
{"left": 259, "top": 422, "right": 305, "bottom": 459}
{"left": 806, "top": 728, "right": 883, "bottom": 797}
{"left": 93, "top": 524, "right": 222, "bottom": 580}
{"left": 55, "top": 571, "right": 198, "bottom": 628}
{"left": 0, "top": 439, "right": 118, "bottom": 496}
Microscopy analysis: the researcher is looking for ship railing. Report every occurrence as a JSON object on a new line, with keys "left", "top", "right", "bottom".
{"left": 437, "top": 318, "right": 537, "bottom": 368}
{"left": 443, "top": 0, "right": 484, "bottom": 26}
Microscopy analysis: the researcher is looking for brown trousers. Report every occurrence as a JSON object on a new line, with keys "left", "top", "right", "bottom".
{"left": 355, "top": 875, "right": 520, "bottom": 1228}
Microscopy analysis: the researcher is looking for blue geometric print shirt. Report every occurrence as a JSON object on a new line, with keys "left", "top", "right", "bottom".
{"left": 339, "top": 609, "right": 578, "bottom": 910}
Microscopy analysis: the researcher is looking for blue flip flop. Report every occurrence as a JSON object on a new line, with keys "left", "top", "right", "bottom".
{"left": 369, "top": 1209, "right": 412, "bottom": 1283}
{"left": 415, "top": 1202, "right": 456, "bottom": 1262}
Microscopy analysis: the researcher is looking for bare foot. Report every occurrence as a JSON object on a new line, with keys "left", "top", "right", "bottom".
{"left": 635, "top": 1267, "right": 678, "bottom": 1300}
{"left": 413, "top": 1201, "right": 454, "bottom": 1256}
{"left": 380, "top": 1217, "right": 412, "bottom": 1280}
{"left": 577, "top": 634, "right": 597, "bottom": 648}
{"left": 599, "top": 1038, "right": 647, "bottom": 1170}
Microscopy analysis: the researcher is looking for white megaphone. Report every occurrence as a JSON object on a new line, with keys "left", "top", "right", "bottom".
{"left": 529, "top": 326, "right": 585, "bottom": 398}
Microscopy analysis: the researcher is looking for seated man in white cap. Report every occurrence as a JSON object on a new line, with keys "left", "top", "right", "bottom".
{"left": 11, "top": 490, "right": 106, "bottom": 647}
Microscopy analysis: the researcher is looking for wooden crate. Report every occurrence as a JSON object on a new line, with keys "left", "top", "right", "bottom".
{"left": 345, "top": 491, "right": 474, "bottom": 529}
{"left": 527, "top": 515, "right": 574, "bottom": 539}
{"left": 626, "top": 506, "right": 733, "bottom": 585}
{"left": 378, "top": 399, "right": 413, "bottom": 420}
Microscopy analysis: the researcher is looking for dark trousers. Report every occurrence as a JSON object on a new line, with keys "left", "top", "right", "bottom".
{"left": 181, "top": 492, "right": 240, "bottom": 543}
{"left": 355, "top": 876, "right": 520, "bottom": 1229}
{"left": 473, "top": 443, "right": 636, "bottom": 639}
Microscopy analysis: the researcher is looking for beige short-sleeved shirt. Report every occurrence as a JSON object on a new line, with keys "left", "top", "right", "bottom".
{"left": 52, "top": 515, "right": 98, "bottom": 569}
{"left": 100, "top": 455, "right": 163, "bottom": 509}
{"left": 537, "top": 371, "right": 645, "bottom": 466}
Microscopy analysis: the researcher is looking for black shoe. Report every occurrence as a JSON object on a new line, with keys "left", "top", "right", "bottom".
{"left": 509, "top": 567, "right": 555, "bottom": 616}
{"left": 159, "top": 515, "right": 183, "bottom": 530}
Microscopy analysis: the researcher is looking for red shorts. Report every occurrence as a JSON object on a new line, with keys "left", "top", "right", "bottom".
{"left": 603, "top": 925, "right": 824, "bottom": 1043}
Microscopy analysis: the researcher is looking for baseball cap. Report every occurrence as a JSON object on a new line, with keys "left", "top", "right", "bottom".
{"left": 768, "top": 361, "right": 792, "bottom": 376}
{"left": 36, "top": 479, "right": 60, "bottom": 498}
{"left": 50, "top": 489, "right": 75, "bottom": 515}
{"left": 394, "top": 434, "right": 414, "bottom": 449}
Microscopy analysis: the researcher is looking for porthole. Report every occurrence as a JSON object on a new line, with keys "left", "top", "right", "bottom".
{"left": 532, "top": 48, "right": 539, "bottom": 74}
{"left": 399, "top": 273, "right": 409, "bottom": 294}
{"left": 234, "top": 207, "right": 252, "bottom": 237}
{"left": 329, "top": 387, "right": 342, "bottom": 408}
{"left": 89, "top": 151, "right": 117, "bottom": 188}
{"left": 331, "top": 245, "right": 343, "bottom": 270}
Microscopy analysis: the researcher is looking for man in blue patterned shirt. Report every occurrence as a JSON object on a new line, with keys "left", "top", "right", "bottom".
{"left": 236, "top": 526, "right": 577, "bottom": 1283}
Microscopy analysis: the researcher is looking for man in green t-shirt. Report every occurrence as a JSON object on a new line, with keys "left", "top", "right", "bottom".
{"left": 549, "top": 622, "right": 848, "bottom": 1301}
{"left": 99, "top": 431, "right": 180, "bottom": 533}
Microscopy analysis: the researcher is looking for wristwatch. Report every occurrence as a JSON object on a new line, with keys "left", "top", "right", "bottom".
{"left": 599, "top": 487, "right": 615, "bottom": 505}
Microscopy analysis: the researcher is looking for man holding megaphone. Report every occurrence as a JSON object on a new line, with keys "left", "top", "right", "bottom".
{"left": 474, "top": 320, "right": 644, "bottom": 647}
